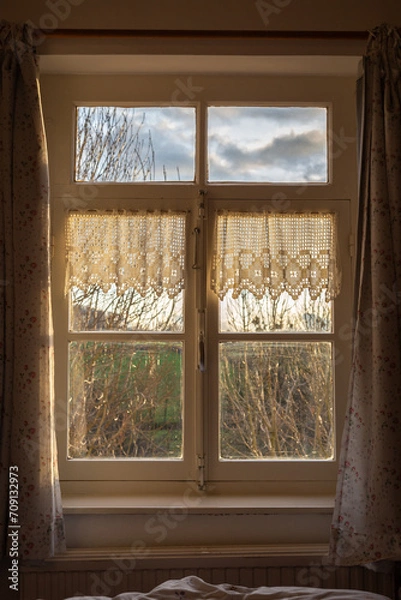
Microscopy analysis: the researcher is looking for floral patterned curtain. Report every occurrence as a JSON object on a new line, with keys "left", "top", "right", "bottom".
{"left": 0, "top": 22, "right": 65, "bottom": 559}
{"left": 330, "top": 24, "right": 401, "bottom": 565}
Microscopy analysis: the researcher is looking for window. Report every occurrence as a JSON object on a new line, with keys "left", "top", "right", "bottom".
{"left": 75, "top": 106, "right": 196, "bottom": 182}
{"left": 66, "top": 211, "right": 186, "bottom": 460}
{"left": 212, "top": 211, "right": 338, "bottom": 462}
{"left": 207, "top": 106, "right": 328, "bottom": 182}
{"left": 47, "top": 75, "right": 355, "bottom": 498}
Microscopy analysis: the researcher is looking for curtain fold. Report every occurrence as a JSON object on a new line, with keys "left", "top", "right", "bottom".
{"left": 0, "top": 21, "right": 65, "bottom": 560}
{"left": 330, "top": 24, "right": 401, "bottom": 565}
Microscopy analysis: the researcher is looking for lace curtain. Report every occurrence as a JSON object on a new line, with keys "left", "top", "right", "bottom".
{"left": 66, "top": 211, "right": 186, "bottom": 298}
{"left": 211, "top": 211, "right": 340, "bottom": 301}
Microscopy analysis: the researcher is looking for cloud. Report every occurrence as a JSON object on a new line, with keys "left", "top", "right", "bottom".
{"left": 77, "top": 106, "right": 327, "bottom": 183}
{"left": 137, "top": 107, "right": 195, "bottom": 181}
{"left": 209, "top": 106, "right": 326, "bottom": 127}
{"left": 209, "top": 129, "right": 327, "bottom": 182}
{"left": 150, "top": 119, "right": 195, "bottom": 181}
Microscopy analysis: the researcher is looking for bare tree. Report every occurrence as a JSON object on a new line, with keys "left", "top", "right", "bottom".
{"left": 69, "top": 340, "right": 183, "bottom": 458}
{"left": 219, "top": 290, "right": 334, "bottom": 460}
{"left": 75, "top": 107, "right": 155, "bottom": 182}
{"left": 71, "top": 286, "right": 183, "bottom": 333}
{"left": 69, "top": 286, "right": 184, "bottom": 458}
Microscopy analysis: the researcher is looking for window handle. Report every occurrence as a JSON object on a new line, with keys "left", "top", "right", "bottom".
{"left": 198, "top": 334, "right": 206, "bottom": 372}
{"left": 192, "top": 227, "right": 201, "bottom": 269}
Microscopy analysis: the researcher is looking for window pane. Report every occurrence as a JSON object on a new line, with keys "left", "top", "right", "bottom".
{"left": 219, "top": 341, "right": 334, "bottom": 460}
{"left": 75, "top": 106, "right": 195, "bottom": 182}
{"left": 68, "top": 341, "right": 183, "bottom": 459}
{"left": 70, "top": 285, "right": 184, "bottom": 332}
{"left": 220, "top": 289, "right": 331, "bottom": 333}
{"left": 208, "top": 106, "right": 327, "bottom": 182}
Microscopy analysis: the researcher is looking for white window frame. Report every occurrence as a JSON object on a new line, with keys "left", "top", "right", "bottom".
{"left": 206, "top": 198, "right": 350, "bottom": 486}
{"left": 44, "top": 72, "right": 356, "bottom": 502}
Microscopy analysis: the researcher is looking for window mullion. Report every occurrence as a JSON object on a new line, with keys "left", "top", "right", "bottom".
{"left": 193, "top": 192, "right": 208, "bottom": 490}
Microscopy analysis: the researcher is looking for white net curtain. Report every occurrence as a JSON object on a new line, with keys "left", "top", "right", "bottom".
{"left": 65, "top": 210, "right": 186, "bottom": 298}
{"left": 211, "top": 211, "right": 341, "bottom": 302}
{"left": 66, "top": 210, "right": 341, "bottom": 304}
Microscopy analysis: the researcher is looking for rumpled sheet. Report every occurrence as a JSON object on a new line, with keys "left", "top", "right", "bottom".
{"left": 64, "top": 575, "right": 392, "bottom": 600}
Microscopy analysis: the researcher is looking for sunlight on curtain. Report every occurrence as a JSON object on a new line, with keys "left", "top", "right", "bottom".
{"left": 65, "top": 211, "right": 186, "bottom": 297}
{"left": 211, "top": 211, "right": 340, "bottom": 301}
{"left": 330, "top": 24, "right": 401, "bottom": 566}
{"left": 0, "top": 21, "right": 65, "bottom": 559}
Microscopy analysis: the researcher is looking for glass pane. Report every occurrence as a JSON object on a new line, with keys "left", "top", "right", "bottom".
{"left": 68, "top": 341, "right": 183, "bottom": 459}
{"left": 219, "top": 342, "right": 334, "bottom": 460}
{"left": 75, "top": 106, "right": 195, "bottom": 182}
{"left": 220, "top": 289, "right": 331, "bottom": 333}
{"left": 208, "top": 106, "right": 327, "bottom": 182}
{"left": 70, "top": 285, "right": 184, "bottom": 332}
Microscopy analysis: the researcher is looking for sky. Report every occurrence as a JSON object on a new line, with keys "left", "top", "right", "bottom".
{"left": 140, "top": 107, "right": 195, "bottom": 181}
{"left": 208, "top": 106, "right": 327, "bottom": 183}
{"left": 76, "top": 105, "right": 327, "bottom": 183}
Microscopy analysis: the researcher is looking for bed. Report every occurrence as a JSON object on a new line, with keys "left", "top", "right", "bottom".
{"left": 64, "top": 575, "right": 393, "bottom": 600}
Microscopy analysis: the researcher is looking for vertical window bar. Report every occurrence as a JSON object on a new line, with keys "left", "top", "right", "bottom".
{"left": 195, "top": 190, "right": 207, "bottom": 489}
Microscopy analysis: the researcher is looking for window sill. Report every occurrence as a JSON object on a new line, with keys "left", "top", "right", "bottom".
{"left": 46, "top": 543, "right": 331, "bottom": 565}
{"left": 61, "top": 481, "right": 336, "bottom": 548}
{"left": 61, "top": 481, "right": 335, "bottom": 515}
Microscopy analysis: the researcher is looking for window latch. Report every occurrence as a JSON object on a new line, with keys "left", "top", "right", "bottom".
{"left": 198, "top": 334, "right": 206, "bottom": 372}
{"left": 197, "top": 454, "right": 206, "bottom": 491}
{"left": 198, "top": 310, "right": 206, "bottom": 372}
{"left": 192, "top": 226, "right": 201, "bottom": 269}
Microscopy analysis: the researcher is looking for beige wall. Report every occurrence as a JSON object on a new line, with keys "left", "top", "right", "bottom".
{"left": 3, "top": 0, "right": 401, "bottom": 32}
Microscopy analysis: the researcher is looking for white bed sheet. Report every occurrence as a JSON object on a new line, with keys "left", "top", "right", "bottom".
{"left": 63, "top": 575, "right": 392, "bottom": 600}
